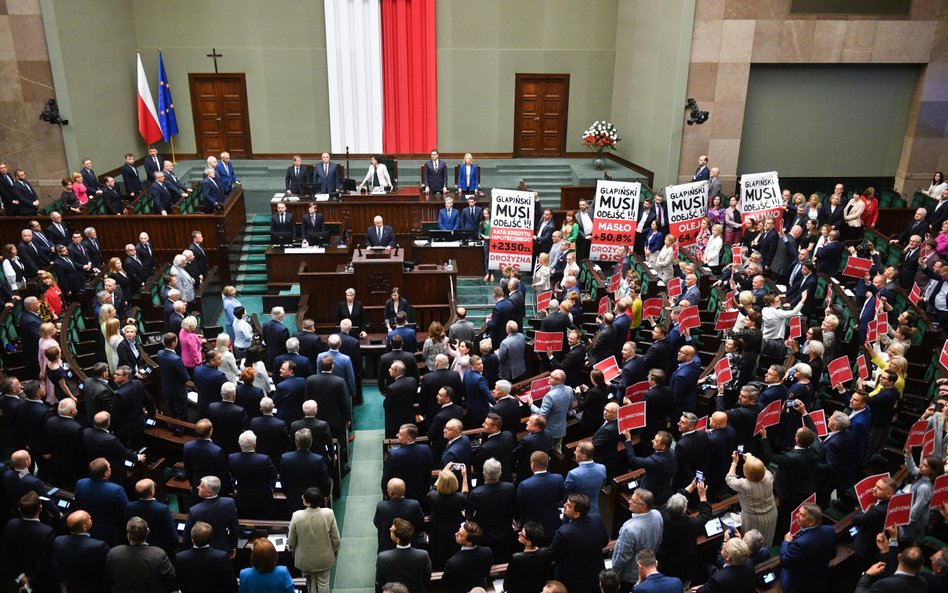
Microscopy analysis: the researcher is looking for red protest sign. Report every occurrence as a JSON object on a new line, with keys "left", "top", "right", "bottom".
{"left": 624, "top": 381, "right": 650, "bottom": 403}
{"left": 907, "top": 420, "right": 929, "bottom": 447}
{"left": 594, "top": 356, "right": 621, "bottom": 383}
{"left": 788, "top": 315, "right": 802, "bottom": 340}
{"left": 856, "top": 354, "right": 869, "bottom": 380}
{"left": 940, "top": 340, "right": 948, "bottom": 370}
{"left": 642, "top": 298, "right": 663, "bottom": 319}
{"left": 617, "top": 401, "right": 646, "bottom": 432}
{"left": 609, "top": 272, "right": 621, "bottom": 293}
{"left": 754, "top": 400, "right": 782, "bottom": 436}
{"left": 526, "top": 378, "right": 551, "bottom": 402}
{"left": 875, "top": 311, "right": 889, "bottom": 337}
{"left": 884, "top": 491, "right": 914, "bottom": 530}
{"left": 715, "top": 310, "right": 739, "bottom": 331}
{"left": 715, "top": 357, "right": 732, "bottom": 384}
{"left": 866, "top": 318, "right": 878, "bottom": 343}
{"left": 841, "top": 255, "right": 873, "bottom": 278}
{"left": 731, "top": 245, "right": 742, "bottom": 266}
{"left": 825, "top": 287, "right": 833, "bottom": 308}
{"left": 534, "top": 331, "right": 564, "bottom": 352}
{"left": 828, "top": 356, "right": 853, "bottom": 387}
{"left": 598, "top": 296, "right": 611, "bottom": 316}
{"left": 536, "top": 290, "right": 552, "bottom": 312}
{"left": 855, "top": 473, "right": 890, "bottom": 512}
{"left": 668, "top": 278, "right": 683, "bottom": 298}
{"left": 695, "top": 416, "right": 708, "bottom": 431}
{"left": 678, "top": 305, "right": 700, "bottom": 332}
{"left": 923, "top": 428, "right": 937, "bottom": 458}
{"left": 931, "top": 474, "right": 948, "bottom": 509}
{"left": 790, "top": 493, "right": 817, "bottom": 536}
{"left": 809, "top": 409, "right": 828, "bottom": 438}
{"left": 725, "top": 290, "right": 736, "bottom": 306}
{"left": 909, "top": 283, "right": 922, "bottom": 305}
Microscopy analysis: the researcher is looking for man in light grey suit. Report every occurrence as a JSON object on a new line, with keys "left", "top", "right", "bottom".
{"left": 447, "top": 307, "right": 475, "bottom": 343}
{"left": 497, "top": 321, "right": 526, "bottom": 382}
{"left": 530, "top": 369, "right": 575, "bottom": 454}
{"left": 171, "top": 254, "right": 195, "bottom": 302}
{"left": 288, "top": 487, "right": 341, "bottom": 593}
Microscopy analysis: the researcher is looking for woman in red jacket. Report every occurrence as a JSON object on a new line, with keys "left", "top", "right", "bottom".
{"left": 860, "top": 187, "right": 879, "bottom": 229}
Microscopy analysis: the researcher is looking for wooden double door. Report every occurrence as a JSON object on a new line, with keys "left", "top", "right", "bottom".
{"left": 188, "top": 73, "right": 253, "bottom": 158}
{"left": 514, "top": 73, "right": 570, "bottom": 157}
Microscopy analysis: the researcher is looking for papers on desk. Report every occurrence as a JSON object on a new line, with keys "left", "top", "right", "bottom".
{"left": 268, "top": 534, "right": 287, "bottom": 552}
{"left": 285, "top": 247, "right": 326, "bottom": 254}
{"left": 187, "top": 391, "right": 198, "bottom": 404}
{"left": 704, "top": 518, "right": 724, "bottom": 537}
{"left": 371, "top": 187, "right": 386, "bottom": 194}
{"left": 271, "top": 194, "right": 299, "bottom": 202}
{"left": 314, "top": 193, "right": 330, "bottom": 201}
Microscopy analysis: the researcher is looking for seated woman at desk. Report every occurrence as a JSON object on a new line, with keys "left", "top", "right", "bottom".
{"left": 358, "top": 155, "right": 392, "bottom": 191}
{"left": 458, "top": 153, "right": 479, "bottom": 193}
{"left": 384, "top": 287, "right": 410, "bottom": 332}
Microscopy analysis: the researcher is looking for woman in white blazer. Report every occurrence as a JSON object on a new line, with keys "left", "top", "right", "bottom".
{"left": 359, "top": 155, "right": 392, "bottom": 190}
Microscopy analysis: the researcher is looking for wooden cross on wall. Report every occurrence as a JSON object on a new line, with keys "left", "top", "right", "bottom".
{"left": 206, "top": 48, "right": 223, "bottom": 73}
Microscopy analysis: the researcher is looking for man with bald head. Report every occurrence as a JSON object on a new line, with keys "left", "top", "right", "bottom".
{"left": 373, "top": 478, "right": 425, "bottom": 552}
{"left": 531, "top": 369, "right": 574, "bottom": 454}
{"left": 53, "top": 510, "right": 111, "bottom": 593}
{"left": 419, "top": 353, "right": 464, "bottom": 421}
{"left": 74, "top": 458, "right": 129, "bottom": 547}
{"left": 706, "top": 412, "right": 737, "bottom": 496}
{"left": 126, "top": 478, "right": 177, "bottom": 556}
{"left": 82, "top": 411, "right": 144, "bottom": 485}
{"left": 314, "top": 152, "right": 341, "bottom": 194}
{"left": 669, "top": 345, "right": 702, "bottom": 421}
{"left": 45, "top": 398, "right": 85, "bottom": 488}
{"left": 2, "top": 450, "right": 60, "bottom": 519}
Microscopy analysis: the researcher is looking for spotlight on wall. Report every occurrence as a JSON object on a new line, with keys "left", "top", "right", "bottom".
{"left": 685, "top": 98, "right": 708, "bottom": 126}
{"left": 39, "top": 99, "right": 68, "bottom": 126}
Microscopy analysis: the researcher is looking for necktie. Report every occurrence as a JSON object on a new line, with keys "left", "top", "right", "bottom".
{"left": 30, "top": 243, "right": 37, "bottom": 256}
{"left": 324, "top": 164, "right": 328, "bottom": 175}
{"left": 57, "top": 224, "right": 63, "bottom": 236}
{"left": 210, "top": 178, "right": 217, "bottom": 187}
{"left": 280, "top": 214, "right": 284, "bottom": 224}
{"left": 311, "top": 214, "right": 315, "bottom": 225}
{"left": 377, "top": 228, "right": 382, "bottom": 240}
{"left": 372, "top": 167, "right": 379, "bottom": 187}
{"left": 154, "top": 157, "right": 159, "bottom": 169}
{"left": 295, "top": 167, "right": 299, "bottom": 176}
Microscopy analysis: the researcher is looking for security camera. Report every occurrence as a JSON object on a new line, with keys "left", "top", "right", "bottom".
{"left": 39, "top": 99, "right": 68, "bottom": 126}
{"left": 685, "top": 98, "right": 708, "bottom": 126}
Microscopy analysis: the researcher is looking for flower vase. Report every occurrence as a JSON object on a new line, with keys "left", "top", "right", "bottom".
{"left": 593, "top": 153, "right": 606, "bottom": 170}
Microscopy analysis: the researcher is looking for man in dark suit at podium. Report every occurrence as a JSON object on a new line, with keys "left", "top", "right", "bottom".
{"left": 423, "top": 149, "right": 448, "bottom": 197}
{"left": 460, "top": 195, "right": 483, "bottom": 232}
{"left": 366, "top": 216, "right": 396, "bottom": 248}
{"left": 272, "top": 202, "right": 295, "bottom": 246}
{"left": 302, "top": 203, "right": 325, "bottom": 244}
{"left": 315, "top": 152, "right": 342, "bottom": 194}
{"left": 285, "top": 155, "right": 306, "bottom": 196}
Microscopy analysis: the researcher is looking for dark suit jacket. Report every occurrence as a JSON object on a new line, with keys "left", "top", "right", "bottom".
{"left": 442, "top": 435, "right": 473, "bottom": 467}
{"left": 624, "top": 446, "right": 677, "bottom": 504}
{"left": 366, "top": 224, "right": 396, "bottom": 247}
{"left": 234, "top": 383, "right": 264, "bottom": 420}
{"left": 535, "top": 219, "right": 555, "bottom": 254}
{"left": 285, "top": 165, "right": 305, "bottom": 194}
{"left": 900, "top": 247, "right": 922, "bottom": 289}
{"left": 549, "top": 513, "right": 609, "bottom": 593}
{"left": 202, "top": 177, "right": 224, "bottom": 212}
{"left": 383, "top": 375, "right": 418, "bottom": 437}
{"left": 279, "top": 450, "right": 331, "bottom": 512}
{"left": 112, "top": 378, "right": 155, "bottom": 444}
{"left": 157, "top": 348, "right": 189, "bottom": 402}
{"left": 374, "top": 497, "right": 425, "bottom": 551}
{"left": 18, "top": 398, "right": 50, "bottom": 455}
{"left": 125, "top": 498, "right": 177, "bottom": 555}
{"left": 516, "top": 472, "right": 565, "bottom": 540}
{"left": 760, "top": 438, "right": 817, "bottom": 508}
{"left": 423, "top": 160, "right": 448, "bottom": 191}
{"left": 757, "top": 230, "right": 779, "bottom": 269}
{"left": 193, "top": 364, "right": 227, "bottom": 419}
{"left": 314, "top": 161, "right": 341, "bottom": 194}
{"left": 467, "top": 481, "right": 515, "bottom": 548}
{"left": 143, "top": 155, "right": 162, "bottom": 182}
{"left": 74, "top": 477, "right": 129, "bottom": 546}
{"left": 472, "top": 431, "right": 516, "bottom": 483}
{"left": 274, "top": 375, "right": 307, "bottom": 425}
{"left": 378, "top": 350, "right": 418, "bottom": 393}
{"left": 641, "top": 338, "right": 674, "bottom": 376}
{"left": 306, "top": 372, "right": 350, "bottom": 430}
{"left": 816, "top": 241, "right": 844, "bottom": 275}
{"left": 53, "top": 533, "right": 110, "bottom": 593}
{"left": 375, "top": 546, "right": 431, "bottom": 593}
{"left": 464, "top": 370, "right": 495, "bottom": 427}
{"left": 185, "top": 496, "right": 239, "bottom": 551}
{"left": 549, "top": 344, "right": 586, "bottom": 388}
{"left": 492, "top": 397, "right": 526, "bottom": 437}
{"left": 105, "top": 543, "right": 176, "bottom": 593}
{"left": 674, "top": 430, "right": 710, "bottom": 489}
{"left": 419, "top": 368, "right": 464, "bottom": 421}
{"left": 442, "top": 546, "right": 494, "bottom": 593}
{"left": 44, "top": 414, "right": 85, "bottom": 486}
{"left": 1, "top": 518, "right": 56, "bottom": 593}
{"left": 855, "top": 573, "right": 926, "bottom": 593}
{"left": 183, "top": 438, "right": 232, "bottom": 494}
{"left": 588, "top": 325, "right": 617, "bottom": 365}
{"left": 227, "top": 451, "right": 278, "bottom": 511}
{"left": 271, "top": 212, "right": 295, "bottom": 242}
{"left": 819, "top": 202, "right": 844, "bottom": 229}
{"left": 382, "top": 441, "right": 432, "bottom": 503}
{"left": 301, "top": 211, "right": 326, "bottom": 243}
{"left": 175, "top": 545, "right": 238, "bottom": 593}
{"left": 778, "top": 525, "right": 836, "bottom": 593}
{"left": 698, "top": 563, "right": 755, "bottom": 593}
{"left": 289, "top": 416, "right": 334, "bottom": 460}
{"left": 150, "top": 180, "right": 174, "bottom": 213}
{"left": 81, "top": 427, "right": 136, "bottom": 484}
{"left": 262, "top": 319, "right": 290, "bottom": 369}
{"left": 249, "top": 414, "right": 290, "bottom": 465}
{"left": 505, "top": 548, "right": 554, "bottom": 593}
{"left": 488, "top": 298, "right": 515, "bottom": 348}
{"left": 207, "top": 401, "right": 248, "bottom": 456}
{"left": 274, "top": 352, "right": 313, "bottom": 381}
{"left": 428, "top": 403, "right": 464, "bottom": 461}
{"left": 335, "top": 300, "right": 366, "bottom": 329}
{"left": 851, "top": 499, "right": 889, "bottom": 566}
{"left": 513, "top": 430, "right": 553, "bottom": 483}
{"left": 136, "top": 242, "right": 154, "bottom": 275}
{"left": 12, "top": 180, "right": 38, "bottom": 215}
{"left": 122, "top": 163, "right": 143, "bottom": 195}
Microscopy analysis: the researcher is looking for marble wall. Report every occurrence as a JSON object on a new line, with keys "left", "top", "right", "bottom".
{"left": 0, "top": 0, "right": 67, "bottom": 205}
{"left": 679, "top": 0, "right": 948, "bottom": 194}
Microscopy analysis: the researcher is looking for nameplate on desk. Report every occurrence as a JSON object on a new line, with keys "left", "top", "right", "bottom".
{"left": 314, "top": 193, "right": 330, "bottom": 201}
{"left": 430, "top": 241, "right": 461, "bottom": 247}
{"left": 285, "top": 247, "right": 326, "bottom": 254}
{"left": 271, "top": 194, "right": 300, "bottom": 202}
{"left": 371, "top": 187, "right": 387, "bottom": 194}
{"left": 416, "top": 264, "right": 439, "bottom": 271}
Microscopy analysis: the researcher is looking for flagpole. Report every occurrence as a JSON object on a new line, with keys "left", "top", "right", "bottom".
{"left": 170, "top": 137, "right": 176, "bottom": 164}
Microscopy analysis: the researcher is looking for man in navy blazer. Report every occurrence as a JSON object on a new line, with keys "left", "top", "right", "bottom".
{"left": 125, "top": 478, "right": 177, "bottom": 556}
{"left": 564, "top": 442, "right": 607, "bottom": 515}
{"left": 856, "top": 546, "right": 928, "bottom": 593}
{"left": 184, "top": 419, "right": 233, "bottom": 495}
{"left": 487, "top": 287, "right": 514, "bottom": 351}
{"left": 274, "top": 361, "right": 307, "bottom": 426}
{"left": 437, "top": 196, "right": 461, "bottom": 230}
{"left": 150, "top": 172, "right": 175, "bottom": 214}
{"left": 779, "top": 503, "right": 836, "bottom": 593}
{"left": 53, "top": 510, "right": 111, "bottom": 593}
{"left": 696, "top": 537, "right": 756, "bottom": 593}
{"left": 73, "top": 458, "right": 129, "bottom": 547}
{"left": 381, "top": 424, "right": 433, "bottom": 504}
{"left": 314, "top": 153, "right": 341, "bottom": 194}
{"left": 459, "top": 196, "right": 482, "bottom": 231}
{"left": 622, "top": 431, "right": 677, "bottom": 505}
{"left": 471, "top": 414, "right": 516, "bottom": 483}
{"left": 515, "top": 451, "right": 565, "bottom": 545}
{"left": 423, "top": 150, "right": 448, "bottom": 195}
{"left": 279, "top": 428, "right": 331, "bottom": 512}
{"left": 2, "top": 451, "right": 61, "bottom": 520}
{"left": 366, "top": 216, "right": 396, "bottom": 248}
{"left": 374, "top": 478, "right": 425, "bottom": 552}
{"left": 692, "top": 155, "right": 710, "bottom": 182}
{"left": 175, "top": 521, "right": 238, "bottom": 593}
{"left": 111, "top": 366, "right": 156, "bottom": 448}
{"left": 669, "top": 346, "right": 702, "bottom": 419}
{"left": 208, "top": 386, "right": 250, "bottom": 457}
{"left": 201, "top": 167, "right": 225, "bottom": 213}
{"left": 632, "top": 549, "right": 684, "bottom": 593}
{"left": 228, "top": 430, "right": 279, "bottom": 519}
{"left": 82, "top": 412, "right": 144, "bottom": 485}
{"left": 184, "top": 475, "right": 240, "bottom": 554}
{"left": 156, "top": 333, "right": 190, "bottom": 421}
{"left": 194, "top": 353, "right": 228, "bottom": 419}
{"left": 2, "top": 492, "right": 57, "bottom": 593}
{"left": 513, "top": 415, "right": 553, "bottom": 484}
{"left": 18, "top": 298, "right": 43, "bottom": 379}
{"left": 815, "top": 230, "right": 844, "bottom": 275}
{"left": 215, "top": 152, "right": 238, "bottom": 194}
{"left": 121, "top": 153, "right": 143, "bottom": 197}
{"left": 858, "top": 275, "right": 889, "bottom": 343}
{"left": 442, "top": 419, "right": 473, "bottom": 467}
{"left": 549, "top": 494, "right": 608, "bottom": 593}
{"left": 271, "top": 202, "right": 295, "bottom": 246}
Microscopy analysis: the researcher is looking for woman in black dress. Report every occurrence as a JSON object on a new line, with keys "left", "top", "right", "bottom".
{"left": 426, "top": 464, "right": 468, "bottom": 571}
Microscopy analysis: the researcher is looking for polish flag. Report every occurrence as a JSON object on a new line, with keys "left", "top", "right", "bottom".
{"left": 136, "top": 53, "right": 163, "bottom": 145}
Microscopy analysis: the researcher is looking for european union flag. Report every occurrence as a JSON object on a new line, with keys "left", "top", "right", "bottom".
{"left": 157, "top": 50, "right": 178, "bottom": 142}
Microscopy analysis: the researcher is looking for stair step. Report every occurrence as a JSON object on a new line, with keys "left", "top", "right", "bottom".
{"left": 245, "top": 235, "right": 272, "bottom": 244}
{"left": 241, "top": 254, "right": 266, "bottom": 264}
{"left": 238, "top": 273, "right": 269, "bottom": 283}
{"left": 242, "top": 264, "right": 268, "bottom": 273}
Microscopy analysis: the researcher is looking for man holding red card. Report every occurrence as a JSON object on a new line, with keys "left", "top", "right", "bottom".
{"left": 850, "top": 476, "right": 897, "bottom": 571}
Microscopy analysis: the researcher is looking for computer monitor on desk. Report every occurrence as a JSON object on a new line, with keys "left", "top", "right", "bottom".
{"left": 429, "top": 229, "right": 475, "bottom": 243}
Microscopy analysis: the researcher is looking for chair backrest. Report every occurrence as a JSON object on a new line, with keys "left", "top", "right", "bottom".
{"left": 378, "top": 156, "right": 398, "bottom": 189}
{"left": 453, "top": 163, "right": 481, "bottom": 188}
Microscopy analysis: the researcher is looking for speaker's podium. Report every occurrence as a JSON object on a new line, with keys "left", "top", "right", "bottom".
{"left": 299, "top": 247, "right": 458, "bottom": 324}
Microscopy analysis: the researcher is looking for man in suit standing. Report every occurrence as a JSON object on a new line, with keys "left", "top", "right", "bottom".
{"left": 641, "top": 324, "right": 675, "bottom": 377}
{"left": 564, "top": 441, "right": 607, "bottom": 515}
{"left": 548, "top": 494, "right": 608, "bottom": 593}
{"left": 778, "top": 503, "right": 836, "bottom": 593}
{"left": 99, "top": 176, "right": 125, "bottom": 214}
{"left": 534, "top": 209, "right": 555, "bottom": 256}
{"left": 112, "top": 365, "right": 156, "bottom": 448}
{"left": 2, "top": 450, "right": 60, "bottom": 519}
{"left": 271, "top": 201, "right": 295, "bottom": 246}
{"left": 673, "top": 413, "right": 709, "bottom": 489}
{"left": 427, "top": 387, "right": 464, "bottom": 462}
{"left": 228, "top": 430, "right": 279, "bottom": 519}
{"left": 382, "top": 424, "right": 432, "bottom": 504}
{"left": 44, "top": 398, "right": 85, "bottom": 488}
{"left": 423, "top": 149, "right": 448, "bottom": 196}
{"left": 263, "top": 306, "right": 291, "bottom": 370}
{"left": 516, "top": 451, "right": 565, "bottom": 546}
{"left": 288, "top": 486, "right": 341, "bottom": 593}
{"left": 143, "top": 147, "right": 162, "bottom": 181}
{"left": 1, "top": 492, "right": 57, "bottom": 593}
{"left": 0, "top": 161, "right": 15, "bottom": 213}
{"left": 74, "top": 458, "right": 130, "bottom": 547}
{"left": 513, "top": 414, "right": 553, "bottom": 483}
{"left": 274, "top": 361, "right": 307, "bottom": 426}
{"left": 18, "top": 297, "right": 43, "bottom": 379}
{"left": 156, "top": 333, "right": 190, "bottom": 421}
{"left": 207, "top": 382, "right": 249, "bottom": 456}
{"left": 314, "top": 152, "right": 341, "bottom": 194}
{"left": 316, "top": 334, "right": 356, "bottom": 406}
{"left": 631, "top": 549, "right": 683, "bottom": 593}
{"left": 442, "top": 521, "right": 494, "bottom": 593}
{"left": 753, "top": 217, "right": 779, "bottom": 274}
{"left": 375, "top": 519, "right": 432, "bottom": 593}
{"left": 290, "top": 400, "right": 335, "bottom": 462}
{"left": 162, "top": 160, "right": 191, "bottom": 199}
{"left": 696, "top": 538, "right": 755, "bottom": 593}
{"left": 497, "top": 321, "right": 526, "bottom": 382}
{"left": 892, "top": 208, "right": 929, "bottom": 246}
{"left": 545, "top": 328, "right": 586, "bottom": 388}
{"left": 184, "top": 419, "right": 232, "bottom": 495}
{"left": 437, "top": 196, "right": 461, "bottom": 230}
{"left": 382, "top": 361, "right": 418, "bottom": 438}
{"left": 622, "top": 431, "right": 677, "bottom": 505}
{"left": 80, "top": 157, "right": 103, "bottom": 197}
{"left": 459, "top": 195, "right": 482, "bottom": 232}
{"left": 487, "top": 287, "right": 514, "bottom": 352}
{"left": 692, "top": 155, "right": 710, "bottom": 182}
{"left": 281, "top": 429, "right": 332, "bottom": 514}
{"left": 441, "top": 418, "right": 473, "bottom": 467}
{"left": 760, "top": 425, "right": 820, "bottom": 545}
{"left": 184, "top": 475, "right": 239, "bottom": 554}
{"left": 201, "top": 167, "right": 224, "bottom": 212}
{"left": 136, "top": 232, "right": 154, "bottom": 276}
{"left": 307, "top": 357, "right": 351, "bottom": 472}
{"left": 82, "top": 412, "right": 144, "bottom": 485}
{"left": 0, "top": 377, "right": 25, "bottom": 454}
{"left": 46, "top": 210, "right": 70, "bottom": 245}
{"left": 174, "top": 521, "right": 238, "bottom": 593}
{"left": 419, "top": 354, "right": 463, "bottom": 421}
{"left": 11, "top": 168, "right": 39, "bottom": 215}
{"left": 105, "top": 517, "right": 177, "bottom": 593}
{"left": 194, "top": 351, "right": 227, "bottom": 419}
{"left": 274, "top": 338, "right": 314, "bottom": 382}
{"left": 611, "top": 490, "right": 665, "bottom": 591}
{"left": 816, "top": 229, "right": 844, "bottom": 275}
{"left": 215, "top": 151, "right": 239, "bottom": 194}
{"left": 301, "top": 204, "right": 326, "bottom": 245}
{"left": 471, "top": 413, "right": 516, "bottom": 483}
{"left": 125, "top": 478, "right": 178, "bottom": 557}
{"left": 374, "top": 479, "right": 425, "bottom": 552}
{"left": 857, "top": 546, "right": 928, "bottom": 593}
{"left": 592, "top": 403, "right": 624, "bottom": 477}
{"left": 53, "top": 510, "right": 111, "bottom": 593}
{"left": 285, "top": 155, "right": 306, "bottom": 195}
{"left": 467, "top": 457, "right": 516, "bottom": 562}
{"left": 366, "top": 215, "right": 397, "bottom": 248}
{"left": 899, "top": 235, "right": 923, "bottom": 289}
{"left": 121, "top": 153, "right": 143, "bottom": 198}
{"left": 150, "top": 171, "right": 175, "bottom": 215}
{"left": 530, "top": 370, "right": 574, "bottom": 454}
{"left": 669, "top": 346, "right": 702, "bottom": 419}
{"left": 616, "top": 341, "right": 648, "bottom": 398}
{"left": 385, "top": 312, "right": 418, "bottom": 353}
{"left": 850, "top": 476, "right": 897, "bottom": 571}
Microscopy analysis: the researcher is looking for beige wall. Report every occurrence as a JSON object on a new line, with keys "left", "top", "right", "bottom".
{"left": 2, "top": 0, "right": 67, "bottom": 200}
{"left": 680, "top": 0, "right": 948, "bottom": 194}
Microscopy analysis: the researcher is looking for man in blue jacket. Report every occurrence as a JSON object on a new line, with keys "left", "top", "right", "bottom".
{"left": 669, "top": 345, "right": 702, "bottom": 420}
{"left": 437, "top": 196, "right": 461, "bottom": 231}
{"left": 778, "top": 503, "right": 836, "bottom": 593}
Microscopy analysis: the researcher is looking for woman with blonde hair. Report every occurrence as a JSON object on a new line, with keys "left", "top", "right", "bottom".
{"left": 179, "top": 315, "right": 204, "bottom": 376}
{"left": 726, "top": 451, "right": 777, "bottom": 545}
{"left": 38, "top": 322, "right": 59, "bottom": 402}
{"left": 71, "top": 172, "right": 88, "bottom": 205}
{"left": 654, "top": 234, "right": 677, "bottom": 283}
{"left": 98, "top": 304, "right": 116, "bottom": 338}
{"left": 104, "top": 317, "right": 122, "bottom": 373}
{"left": 422, "top": 321, "right": 449, "bottom": 371}
{"left": 44, "top": 345, "right": 76, "bottom": 403}
{"left": 426, "top": 463, "right": 468, "bottom": 570}
{"left": 532, "top": 252, "right": 551, "bottom": 292}
{"left": 703, "top": 223, "right": 724, "bottom": 273}
{"left": 222, "top": 285, "right": 241, "bottom": 342}
{"left": 215, "top": 332, "right": 239, "bottom": 382}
